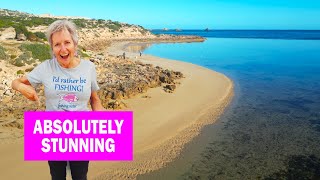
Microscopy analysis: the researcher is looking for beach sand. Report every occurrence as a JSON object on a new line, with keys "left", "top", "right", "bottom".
{"left": 0, "top": 42, "right": 233, "bottom": 180}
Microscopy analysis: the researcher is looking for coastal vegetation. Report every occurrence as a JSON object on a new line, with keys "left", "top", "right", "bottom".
{"left": 0, "top": 45, "right": 8, "bottom": 60}
{"left": 0, "top": 13, "right": 55, "bottom": 41}
{"left": 13, "top": 51, "right": 32, "bottom": 67}
{"left": 0, "top": 8, "right": 149, "bottom": 42}
{"left": 19, "top": 43, "right": 51, "bottom": 61}
{"left": 34, "top": 32, "right": 46, "bottom": 40}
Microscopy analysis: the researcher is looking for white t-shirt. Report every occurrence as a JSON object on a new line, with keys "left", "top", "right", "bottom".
{"left": 27, "top": 58, "right": 100, "bottom": 111}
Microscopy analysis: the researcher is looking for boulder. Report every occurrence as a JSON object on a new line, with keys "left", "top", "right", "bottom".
{"left": 17, "top": 33, "right": 27, "bottom": 41}
{"left": 0, "top": 27, "right": 16, "bottom": 40}
{"left": 159, "top": 73, "right": 173, "bottom": 84}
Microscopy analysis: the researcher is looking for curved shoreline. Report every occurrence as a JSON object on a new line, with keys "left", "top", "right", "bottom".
{"left": 90, "top": 42, "right": 234, "bottom": 179}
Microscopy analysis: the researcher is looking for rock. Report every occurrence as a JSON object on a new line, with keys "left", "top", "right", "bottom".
{"left": 3, "top": 89, "right": 13, "bottom": 96}
{"left": 93, "top": 53, "right": 184, "bottom": 108}
{"left": 159, "top": 74, "right": 168, "bottom": 83}
{"left": 164, "top": 84, "right": 176, "bottom": 93}
{"left": 17, "top": 33, "right": 27, "bottom": 41}
{"left": 159, "top": 73, "right": 173, "bottom": 84}
{"left": 0, "top": 27, "right": 16, "bottom": 40}
{"left": 149, "top": 79, "right": 161, "bottom": 88}
{"left": 107, "top": 100, "right": 127, "bottom": 110}
{"left": 141, "top": 95, "right": 151, "bottom": 98}
{"left": 174, "top": 71, "right": 184, "bottom": 78}
{"left": 111, "top": 90, "right": 124, "bottom": 99}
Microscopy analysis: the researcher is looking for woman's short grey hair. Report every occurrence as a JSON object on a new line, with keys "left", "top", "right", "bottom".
{"left": 46, "top": 20, "right": 79, "bottom": 52}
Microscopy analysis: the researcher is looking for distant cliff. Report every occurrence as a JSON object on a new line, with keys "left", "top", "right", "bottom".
{"left": 0, "top": 8, "right": 204, "bottom": 51}
{"left": 0, "top": 8, "right": 152, "bottom": 43}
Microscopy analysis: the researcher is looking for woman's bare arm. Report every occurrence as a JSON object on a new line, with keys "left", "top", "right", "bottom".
{"left": 11, "top": 76, "right": 39, "bottom": 102}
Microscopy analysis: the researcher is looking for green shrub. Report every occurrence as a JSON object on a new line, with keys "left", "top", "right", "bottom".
{"left": 34, "top": 32, "right": 46, "bottom": 40}
{"left": 138, "top": 25, "right": 148, "bottom": 32}
{"left": 139, "top": 29, "right": 146, "bottom": 35}
{"left": 13, "top": 51, "right": 32, "bottom": 67}
{"left": 12, "top": 24, "right": 39, "bottom": 41}
{"left": 27, "top": 32, "right": 37, "bottom": 41}
{"left": 25, "top": 58, "right": 35, "bottom": 65}
{"left": 13, "top": 59, "right": 25, "bottom": 67}
{"left": 13, "top": 24, "right": 29, "bottom": 38}
{"left": 0, "top": 16, "right": 15, "bottom": 28}
{"left": 79, "top": 50, "right": 90, "bottom": 58}
{"left": 20, "top": 43, "right": 50, "bottom": 61}
{"left": 73, "top": 19, "right": 86, "bottom": 28}
{"left": 17, "top": 70, "right": 24, "bottom": 74}
{"left": 10, "top": 54, "right": 17, "bottom": 59}
{"left": 0, "top": 14, "right": 55, "bottom": 29}
{"left": 25, "top": 67, "right": 34, "bottom": 72}
{"left": 97, "top": 19, "right": 104, "bottom": 24}
{"left": 107, "top": 24, "right": 121, "bottom": 31}
{"left": 78, "top": 45, "right": 86, "bottom": 52}
{"left": 0, "top": 45, "right": 8, "bottom": 60}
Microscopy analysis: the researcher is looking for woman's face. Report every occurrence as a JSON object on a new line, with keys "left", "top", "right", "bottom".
{"left": 51, "top": 29, "right": 77, "bottom": 68}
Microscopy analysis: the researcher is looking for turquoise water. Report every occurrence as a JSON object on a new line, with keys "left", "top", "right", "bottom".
{"left": 152, "top": 30, "right": 320, "bottom": 40}
{"left": 138, "top": 38, "right": 320, "bottom": 179}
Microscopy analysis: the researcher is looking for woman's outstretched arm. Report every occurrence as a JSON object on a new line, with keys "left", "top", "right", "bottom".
{"left": 11, "top": 76, "right": 39, "bottom": 102}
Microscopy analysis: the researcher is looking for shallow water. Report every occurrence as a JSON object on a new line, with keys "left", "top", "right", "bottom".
{"left": 136, "top": 37, "right": 320, "bottom": 179}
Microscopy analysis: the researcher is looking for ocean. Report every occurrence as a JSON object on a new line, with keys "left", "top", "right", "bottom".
{"left": 137, "top": 30, "right": 320, "bottom": 179}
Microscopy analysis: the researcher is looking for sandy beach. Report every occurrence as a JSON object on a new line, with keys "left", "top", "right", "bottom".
{"left": 0, "top": 42, "right": 233, "bottom": 179}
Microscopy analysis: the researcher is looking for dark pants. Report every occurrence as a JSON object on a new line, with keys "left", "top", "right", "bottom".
{"left": 48, "top": 161, "right": 89, "bottom": 180}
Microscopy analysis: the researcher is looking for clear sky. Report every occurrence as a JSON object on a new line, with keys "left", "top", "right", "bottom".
{"left": 1, "top": 0, "right": 320, "bottom": 29}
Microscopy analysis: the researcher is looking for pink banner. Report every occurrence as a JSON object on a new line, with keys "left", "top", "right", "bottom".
{"left": 24, "top": 111, "right": 133, "bottom": 161}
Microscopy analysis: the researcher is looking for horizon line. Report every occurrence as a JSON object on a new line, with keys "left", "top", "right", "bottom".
{"left": 150, "top": 29, "right": 320, "bottom": 31}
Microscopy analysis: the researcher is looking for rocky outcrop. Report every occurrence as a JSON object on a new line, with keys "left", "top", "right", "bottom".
{"left": 0, "top": 51, "right": 183, "bottom": 117}
{"left": 92, "top": 54, "right": 183, "bottom": 108}
{"left": 0, "top": 27, "right": 16, "bottom": 40}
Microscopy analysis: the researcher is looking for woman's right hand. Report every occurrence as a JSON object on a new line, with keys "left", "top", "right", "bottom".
{"left": 11, "top": 76, "right": 40, "bottom": 103}
{"left": 18, "top": 83, "right": 39, "bottom": 102}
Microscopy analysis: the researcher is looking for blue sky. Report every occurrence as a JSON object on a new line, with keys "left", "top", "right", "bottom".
{"left": 1, "top": 0, "right": 319, "bottom": 29}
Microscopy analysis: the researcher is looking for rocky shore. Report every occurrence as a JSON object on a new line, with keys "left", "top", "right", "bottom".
{"left": 0, "top": 44, "right": 185, "bottom": 142}
{"left": 92, "top": 53, "right": 184, "bottom": 109}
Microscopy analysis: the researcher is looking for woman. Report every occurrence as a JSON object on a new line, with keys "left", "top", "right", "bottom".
{"left": 12, "top": 20, "right": 104, "bottom": 180}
